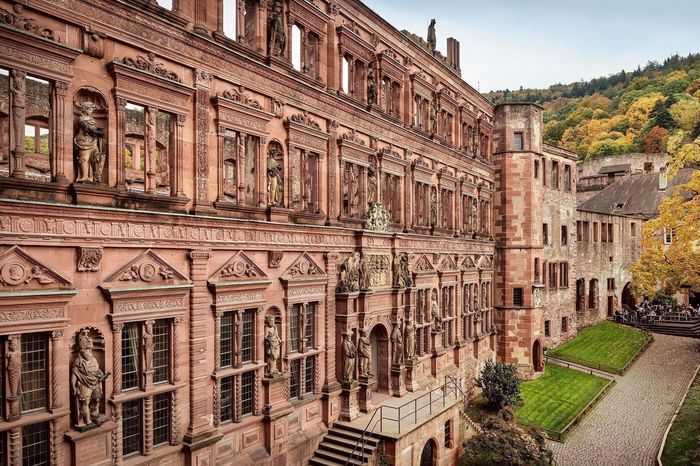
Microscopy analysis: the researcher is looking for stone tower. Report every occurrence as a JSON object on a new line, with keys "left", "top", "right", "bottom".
{"left": 492, "top": 103, "right": 545, "bottom": 376}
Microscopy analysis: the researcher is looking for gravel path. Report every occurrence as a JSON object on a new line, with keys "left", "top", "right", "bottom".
{"left": 548, "top": 334, "right": 700, "bottom": 466}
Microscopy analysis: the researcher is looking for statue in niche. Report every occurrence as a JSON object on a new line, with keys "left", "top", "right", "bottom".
{"left": 391, "top": 321, "right": 403, "bottom": 365}
{"left": 367, "top": 68, "right": 377, "bottom": 105}
{"left": 6, "top": 336, "right": 21, "bottom": 418}
{"left": 430, "top": 189, "right": 438, "bottom": 227}
{"left": 342, "top": 330, "right": 356, "bottom": 383}
{"left": 471, "top": 198, "right": 478, "bottom": 233}
{"left": 264, "top": 316, "right": 282, "bottom": 376}
{"left": 358, "top": 329, "right": 371, "bottom": 377}
{"left": 10, "top": 71, "right": 26, "bottom": 161}
{"left": 267, "top": 153, "right": 283, "bottom": 206}
{"left": 71, "top": 330, "right": 110, "bottom": 429}
{"left": 431, "top": 291, "right": 442, "bottom": 331}
{"left": 352, "top": 165, "right": 360, "bottom": 212}
{"left": 143, "top": 322, "right": 153, "bottom": 371}
{"left": 393, "top": 252, "right": 412, "bottom": 288}
{"left": 359, "top": 253, "right": 370, "bottom": 290}
{"left": 427, "top": 19, "right": 437, "bottom": 52}
{"left": 405, "top": 320, "right": 416, "bottom": 361}
{"left": 367, "top": 163, "right": 377, "bottom": 204}
{"left": 338, "top": 252, "right": 361, "bottom": 292}
{"left": 430, "top": 102, "right": 438, "bottom": 134}
{"left": 74, "top": 102, "right": 106, "bottom": 183}
{"left": 268, "top": 0, "right": 286, "bottom": 58}
{"left": 304, "top": 34, "right": 316, "bottom": 76}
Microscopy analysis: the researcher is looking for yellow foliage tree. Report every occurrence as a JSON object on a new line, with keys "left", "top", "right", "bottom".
{"left": 670, "top": 100, "right": 700, "bottom": 131}
{"left": 625, "top": 93, "right": 664, "bottom": 132}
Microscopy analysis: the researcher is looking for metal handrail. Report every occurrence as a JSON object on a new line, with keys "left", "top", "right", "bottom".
{"left": 344, "top": 377, "right": 464, "bottom": 465}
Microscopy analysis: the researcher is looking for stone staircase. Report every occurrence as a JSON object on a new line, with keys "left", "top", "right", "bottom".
{"left": 635, "top": 318, "right": 700, "bottom": 338}
{"left": 308, "top": 422, "right": 381, "bottom": 466}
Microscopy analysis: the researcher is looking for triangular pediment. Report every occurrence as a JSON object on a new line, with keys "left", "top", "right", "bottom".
{"left": 209, "top": 251, "right": 267, "bottom": 284}
{"left": 0, "top": 246, "right": 73, "bottom": 291}
{"left": 414, "top": 254, "right": 435, "bottom": 272}
{"left": 102, "top": 249, "right": 190, "bottom": 289}
{"left": 281, "top": 253, "right": 326, "bottom": 281}
{"left": 482, "top": 255, "right": 494, "bottom": 269}
{"left": 437, "top": 255, "right": 458, "bottom": 272}
{"left": 462, "top": 254, "right": 478, "bottom": 269}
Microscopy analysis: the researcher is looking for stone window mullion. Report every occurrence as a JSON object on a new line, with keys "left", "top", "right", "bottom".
{"left": 300, "top": 302, "right": 307, "bottom": 351}
{"left": 233, "top": 374, "right": 242, "bottom": 423}
{"left": 50, "top": 331, "right": 63, "bottom": 410}
{"left": 234, "top": 310, "right": 242, "bottom": 368}
{"left": 214, "top": 311, "right": 222, "bottom": 370}
{"left": 10, "top": 70, "right": 27, "bottom": 178}
{"left": 144, "top": 106, "right": 158, "bottom": 195}
{"left": 237, "top": 132, "right": 248, "bottom": 206}
{"left": 52, "top": 81, "right": 69, "bottom": 182}
{"left": 112, "top": 322, "right": 124, "bottom": 396}
{"left": 143, "top": 395, "right": 153, "bottom": 455}
{"left": 173, "top": 113, "right": 186, "bottom": 197}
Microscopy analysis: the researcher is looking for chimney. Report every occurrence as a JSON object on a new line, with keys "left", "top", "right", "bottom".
{"left": 447, "top": 37, "right": 460, "bottom": 70}
{"left": 659, "top": 165, "right": 667, "bottom": 191}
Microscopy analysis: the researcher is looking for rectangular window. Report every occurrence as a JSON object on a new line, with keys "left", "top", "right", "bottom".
{"left": 21, "top": 333, "right": 47, "bottom": 412}
{"left": 289, "top": 305, "right": 299, "bottom": 353}
{"left": 152, "top": 320, "right": 170, "bottom": 384}
{"left": 24, "top": 76, "right": 51, "bottom": 183}
{"left": 551, "top": 161, "right": 560, "bottom": 189}
{"left": 543, "top": 223, "right": 548, "bottom": 246}
{"left": 544, "top": 320, "right": 551, "bottom": 337}
{"left": 289, "top": 359, "right": 301, "bottom": 399}
{"left": 153, "top": 393, "right": 171, "bottom": 447}
{"left": 608, "top": 223, "right": 614, "bottom": 243}
{"left": 561, "top": 225, "right": 568, "bottom": 246}
{"left": 513, "top": 288, "right": 523, "bottom": 307}
{"left": 542, "top": 158, "right": 547, "bottom": 186}
{"left": 607, "top": 278, "right": 616, "bottom": 291}
{"left": 220, "top": 377, "right": 233, "bottom": 423}
{"left": 241, "top": 371, "right": 254, "bottom": 416}
{"left": 592, "top": 222, "right": 598, "bottom": 242}
{"left": 304, "top": 303, "right": 315, "bottom": 349}
{"left": 664, "top": 228, "right": 673, "bottom": 245}
{"left": 583, "top": 221, "right": 590, "bottom": 241}
{"left": 561, "top": 316, "right": 568, "bottom": 333}
{"left": 534, "top": 160, "right": 539, "bottom": 179}
{"left": 220, "top": 313, "right": 233, "bottom": 368}
{"left": 534, "top": 258, "right": 540, "bottom": 283}
{"left": 122, "top": 323, "right": 141, "bottom": 391}
{"left": 241, "top": 310, "right": 254, "bottom": 363}
{"left": 631, "top": 222, "right": 637, "bottom": 237}
{"left": 22, "top": 422, "right": 49, "bottom": 466}
{"left": 513, "top": 132, "right": 523, "bottom": 151}
{"left": 560, "top": 263, "right": 569, "bottom": 288}
{"left": 576, "top": 220, "right": 582, "bottom": 241}
{"left": 122, "top": 400, "right": 142, "bottom": 457}
{"left": 444, "top": 420, "right": 452, "bottom": 448}
{"left": 564, "top": 165, "right": 572, "bottom": 191}
{"left": 305, "top": 356, "right": 315, "bottom": 395}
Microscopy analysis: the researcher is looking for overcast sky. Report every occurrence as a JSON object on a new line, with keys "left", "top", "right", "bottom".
{"left": 365, "top": 0, "right": 700, "bottom": 93}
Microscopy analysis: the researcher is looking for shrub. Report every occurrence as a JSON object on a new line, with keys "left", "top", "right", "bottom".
{"left": 475, "top": 360, "right": 522, "bottom": 409}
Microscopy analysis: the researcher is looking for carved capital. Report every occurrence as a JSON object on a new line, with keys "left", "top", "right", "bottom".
{"left": 194, "top": 69, "right": 213, "bottom": 86}
{"left": 176, "top": 113, "right": 186, "bottom": 127}
{"left": 51, "top": 330, "right": 64, "bottom": 340}
{"left": 112, "top": 322, "right": 125, "bottom": 333}
{"left": 54, "top": 81, "right": 70, "bottom": 97}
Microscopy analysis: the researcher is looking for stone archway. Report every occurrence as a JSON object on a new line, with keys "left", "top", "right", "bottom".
{"left": 419, "top": 438, "right": 437, "bottom": 466}
{"left": 533, "top": 339, "right": 543, "bottom": 372}
{"left": 370, "top": 323, "right": 390, "bottom": 393}
{"left": 622, "top": 283, "right": 636, "bottom": 310}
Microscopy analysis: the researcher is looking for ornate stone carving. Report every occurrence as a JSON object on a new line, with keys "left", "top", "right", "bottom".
{"left": 430, "top": 188, "right": 438, "bottom": 227}
{"left": 272, "top": 97, "right": 285, "bottom": 118}
{"left": 414, "top": 254, "right": 434, "bottom": 272}
{"left": 217, "top": 252, "right": 265, "bottom": 279}
{"left": 77, "top": 247, "right": 103, "bottom": 272}
{"left": 405, "top": 320, "right": 416, "bottom": 361}
{"left": 194, "top": 69, "right": 213, "bottom": 85}
{"left": 71, "top": 330, "right": 110, "bottom": 430}
{"left": 341, "top": 129, "right": 365, "bottom": 146}
{"left": 264, "top": 316, "right": 282, "bottom": 376}
{"left": 364, "top": 202, "right": 390, "bottom": 232}
{"left": 391, "top": 321, "right": 403, "bottom": 365}
{"left": 106, "top": 250, "right": 189, "bottom": 287}
{"left": 6, "top": 336, "right": 21, "bottom": 419}
{"left": 337, "top": 252, "right": 360, "bottom": 293}
{"left": 289, "top": 110, "right": 320, "bottom": 130}
{"left": 118, "top": 263, "right": 174, "bottom": 282}
{"left": 1, "top": 3, "right": 56, "bottom": 41}
{"left": 427, "top": 19, "right": 436, "bottom": 52}
{"left": 0, "top": 262, "right": 53, "bottom": 286}
{"left": 120, "top": 52, "right": 181, "bottom": 82}
{"left": 82, "top": 30, "right": 105, "bottom": 59}
{"left": 367, "top": 67, "right": 377, "bottom": 105}
{"left": 358, "top": 329, "right": 371, "bottom": 376}
{"left": 221, "top": 85, "right": 264, "bottom": 110}
{"left": 367, "top": 162, "right": 378, "bottom": 203}
{"left": 267, "top": 148, "right": 283, "bottom": 206}
{"left": 268, "top": 251, "right": 283, "bottom": 268}
{"left": 431, "top": 290, "right": 442, "bottom": 331}
{"left": 393, "top": 252, "right": 412, "bottom": 288}
{"left": 143, "top": 321, "right": 154, "bottom": 372}
{"left": 74, "top": 102, "right": 107, "bottom": 183}
{"left": 341, "top": 330, "right": 356, "bottom": 383}
{"left": 284, "top": 252, "right": 324, "bottom": 278}
{"left": 268, "top": 0, "right": 286, "bottom": 57}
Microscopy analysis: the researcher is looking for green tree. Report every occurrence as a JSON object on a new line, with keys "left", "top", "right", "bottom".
{"left": 475, "top": 360, "right": 522, "bottom": 409}
{"left": 650, "top": 100, "right": 677, "bottom": 130}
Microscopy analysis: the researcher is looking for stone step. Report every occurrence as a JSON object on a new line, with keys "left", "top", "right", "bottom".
{"left": 315, "top": 448, "right": 370, "bottom": 464}
{"left": 319, "top": 441, "right": 374, "bottom": 461}
{"left": 324, "top": 434, "right": 377, "bottom": 453}
{"left": 325, "top": 426, "right": 380, "bottom": 446}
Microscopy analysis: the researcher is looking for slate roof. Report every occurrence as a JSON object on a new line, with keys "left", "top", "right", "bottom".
{"left": 578, "top": 168, "right": 696, "bottom": 219}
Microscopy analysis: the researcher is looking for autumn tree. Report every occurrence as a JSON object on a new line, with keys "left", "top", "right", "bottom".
{"left": 643, "top": 126, "right": 669, "bottom": 153}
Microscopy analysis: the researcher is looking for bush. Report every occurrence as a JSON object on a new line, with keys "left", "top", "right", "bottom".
{"left": 459, "top": 414, "right": 554, "bottom": 466}
{"left": 475, "top": 360, "right": 522, "bottom": 409}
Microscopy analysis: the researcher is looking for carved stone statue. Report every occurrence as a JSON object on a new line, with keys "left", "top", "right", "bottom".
{"left": 342, "top": 330, "right": 356, "bottom": 383}
{"left": 71, "top": 331, "right": 110, "bottom": 428}
{"left": 74, "top": 102, "right": 106, "bottom": 183}
{"left": 429, "top": 101, "right": 437, "bottom": 134}
{"left": 367, "top": 68, "right": 377, "bottom": 105}
{"left": 431, "top": 291, "right": 442, "bottom": 331}
{"left": 143, "top": 322, "right": 153, "bottom": 371}
{"left": 6, "top": 336, "right": 21, "bottom": 417}
{"left": 367, "top": 164, "right": 377, "bottom": 203}
{"left": 267, "top": 154, "right": 283, "bottom": 206}
{"left": 359, "top": 253, "right": 370, "bottom": 290}
{"left": 364, "top": 201, "right": 391, "bottom": 232}
{"left": 430, "top": 189, "right": 438, "bottom": 227}
{"left": 405, "top": 320, "right": 416, "bottom": 361}
{"left": 358, "top": 329, "right": 371, "bottom": 377}
{"left": 338, "top": 252, "right": 361, "bottom": 292}
{"left": 10, "top": 70, "right": 26, "bottom": 164}
{"left": 393, "top": 252, "right": 412, "bottom": 288}
{"left": 264, "top": 316, "right": 282, "bottom": 376}
{"left": 471, "top": 197, "right": 478, "bottom": 232}
{"left": 427, "top": 19, "right": 437, "bottom": 52}
{"left": 268, "top": 0, "right": 286, "bottom": 58}
{"left": 391, "top": 321, "right": 403, "bottom": 365}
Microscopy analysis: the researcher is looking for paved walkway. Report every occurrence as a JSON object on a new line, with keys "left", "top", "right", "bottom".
{"left": 548, "top": 334, "right": 700, "bottom": 466}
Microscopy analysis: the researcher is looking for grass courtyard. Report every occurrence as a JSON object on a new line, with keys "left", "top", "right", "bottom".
{"left": 515, "top": 363, "right": 611, "bottom": 439}
{"left": 661, "top": 371, "right": 700, "bottom": 465}
{"left": 547, "top": 321, "right": 649, "bottom": 374}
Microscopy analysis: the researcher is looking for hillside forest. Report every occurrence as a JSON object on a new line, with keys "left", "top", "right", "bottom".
{"left": 485, "top": 53, "right": 700, "bottom": 169}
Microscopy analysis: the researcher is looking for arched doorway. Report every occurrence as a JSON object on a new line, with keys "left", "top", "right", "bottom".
{"left": 622, "top": 283, "right": 636, "bottom": 310}
{"left": 369, "top": 324, "right": 389, "bottom": 393}
{"left": 533, "top": 339, "right": 543, "bottom": 372}
{"left": 419, "top": 439, "right": 437, "bottom": 466}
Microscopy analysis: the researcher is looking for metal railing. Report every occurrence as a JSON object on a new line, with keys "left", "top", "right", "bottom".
{"left": 344, "top": 376, "right": 464, "bottom": 465}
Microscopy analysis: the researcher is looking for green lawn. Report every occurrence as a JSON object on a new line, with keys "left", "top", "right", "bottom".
{"left": 661, "top": 371, "right": 700, "bottom": 465}
{"left": 515, "top": 363, "right": 610, "bottom": 435}
{"left": 547, "top": 321, "right": 648, "bottom": 374}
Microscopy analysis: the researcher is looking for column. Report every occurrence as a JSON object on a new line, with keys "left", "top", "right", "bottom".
{"left": 193, "top": 0, "right": 209, "bottom": 35}
{"left": 145, "top": 107, "right": 157, "bottom": 195}
{"left": 185, "top": 250, "right": 214, "bottom": 445}
{"left": 172, "top": 316, "right": 183, "bottom": 383}
{"left": 215, "top": 0, "right": 224, "bottom": 34}
{"left": 171, "top": 317, "right": 182, "bottom": 445}
{"left": 115, "top": 97, "right": 127, "bottom": 188}
{"left": 9, "top": 427, "right": 21, "bottom": 466}
{"left": 143, "top": 320, "right": 155, "bottom": 389}
{"left": 216, "top": 125, "right": 226, "bottom": 202}
{"left": 144, "top": 395, "right": 154, "bottom": 455}
{"left": 50, "top": 331, "right": 63, "bottom": 409}
{"left": 10, "top": 70, "right": 26, "bottom": 178}
{"left": 237, "top": 132, "right": 247, "bottom": 205}
{"left": 213, "top": 311, "right": 222, "bottom": 370}
{"left": 322, "top": 253, "right": 341, "bottom": 423}
{"left": 327, "top": 121, "right": 338, "bottom": 222}
{"left": 112, "top": 323, "right": 123, "bottom": 395}
{"left": 257, "top": 136, "right": 266, "bottom": 207}
{"left": 256, "top": 1, "right": 267, "bottom": 54}
{"left": 53, "top": 81, "right": 69, "bottom": 183}
{"left": 194, "top": 69, "right": 212, "bottom": 205}
{"left": 236, "top": 0, "right": 245, "bottom": 42}
{"left": 174, "top": 113, "right": 186, "bottom": 197}
{"left": 111, "top": 403, "right": 123, "bottom": 466}
{"left": 6, "top": 335, "right": 21, "bottom": 421}
{"left": 405, "top": 168, "right": 413, "bottom": 231}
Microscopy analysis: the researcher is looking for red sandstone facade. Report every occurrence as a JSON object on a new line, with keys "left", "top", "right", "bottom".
{"left": 0, "top": 0, "right": 499, "bottom": 465}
